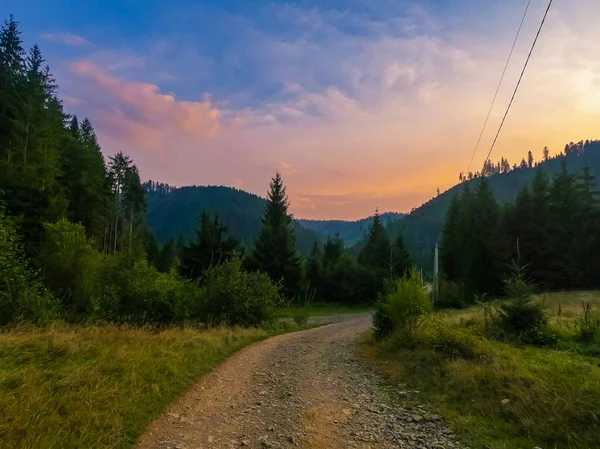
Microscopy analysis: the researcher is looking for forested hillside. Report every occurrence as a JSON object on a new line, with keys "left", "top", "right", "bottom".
{"left": 384, "top": 141, "right": 600, "bottom": 274}
{"left": 297, "top": 212, "right": 404, "bottom": 247}
{"left": 144, "top": 182, "right": 324, "bottom": 256}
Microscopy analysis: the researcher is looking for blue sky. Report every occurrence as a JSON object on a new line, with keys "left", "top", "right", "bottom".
{"left": 1, "top": 0, "right": 599, "bottom": 219}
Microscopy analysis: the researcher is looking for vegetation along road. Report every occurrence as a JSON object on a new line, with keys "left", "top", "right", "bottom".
{"left": 137, "top": 314, "right": 462, "bottom": 449}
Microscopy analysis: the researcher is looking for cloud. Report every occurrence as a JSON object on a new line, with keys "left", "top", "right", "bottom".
{"left": 278, "top": 161, "right": 299, "bottom": 176}
{"left": 67, "top": 60, "right": 221, "bottom": 152}
{"left": 54, "top": 0, "right": 600, "bottom": 220}
{"left": 41, "top": 32, "right": 90, "bottom": 46}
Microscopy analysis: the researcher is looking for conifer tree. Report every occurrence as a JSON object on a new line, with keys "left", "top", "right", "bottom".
{"left": 547, "top": 161, "right": 582, "bottom": 289}
{"left": 440, "top": 194, "right": 462, "bottom": 282}
{"left": 251, "top": 172, "right": 301, "bottom": 299}
{"left": 358, "top": 210, "right": 391, "bottom": 274}
{"left": 181, "top": 211, "right": 240, "bottom": 278}
{"left": 389, "top": 231, "right": 412, "bottom": 278}
{"left": 323, "top": 233, "right": 344, "bottom": 268}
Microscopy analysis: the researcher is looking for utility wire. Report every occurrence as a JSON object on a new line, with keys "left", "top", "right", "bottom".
{"left": 466, "top": 0, "right": 532, "bottom": 174}
{"left": 482, "top": 0, "right": 554, "bottom": 167}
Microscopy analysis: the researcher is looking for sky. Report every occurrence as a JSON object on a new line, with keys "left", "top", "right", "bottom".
{"left": 1, "top": 0, "right": 599, "bottom": 220}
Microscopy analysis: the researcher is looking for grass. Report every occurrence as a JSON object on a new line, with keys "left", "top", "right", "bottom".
{"left": 358, "top": 291, "right": 600, "bottom": 449}
{"left": 0, "top": 321, "right": 305, "bottom": 449}
{"left": 280, "top": 302, "right": 373, "bottom": 317}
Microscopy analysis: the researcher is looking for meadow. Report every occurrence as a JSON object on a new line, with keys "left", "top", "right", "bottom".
{"left": 358, "top": 291, "right": 600, "bottom": 449}
{"left": 0, "top": 323, "right": 301, "bottom": 449}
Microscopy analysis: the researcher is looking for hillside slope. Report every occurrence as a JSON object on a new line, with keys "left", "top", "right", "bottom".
{"left": 144, "top": 184, "right": 324, "bottom": 256}
{"left": 384, "top": 141, "right": 600, "bottom": 274}
{"left": 298, "top": 212, "right": 404, "bottom": 246}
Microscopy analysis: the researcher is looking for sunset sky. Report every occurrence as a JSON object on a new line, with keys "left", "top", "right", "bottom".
{"left": 2, "top": 0, "right": 599, "bottom": 219}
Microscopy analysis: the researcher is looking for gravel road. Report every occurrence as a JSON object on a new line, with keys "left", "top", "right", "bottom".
{"left": 136, "top": 314, "right": 464, "bottom": 449}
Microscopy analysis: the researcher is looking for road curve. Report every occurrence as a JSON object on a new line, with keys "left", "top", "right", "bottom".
{"left": 136, "top": 314, "right": 463, "bottom": 449}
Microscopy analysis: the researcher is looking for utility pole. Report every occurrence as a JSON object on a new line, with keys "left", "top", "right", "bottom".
{"left": 433, "top": 243, "right": 439, "bottom": 302}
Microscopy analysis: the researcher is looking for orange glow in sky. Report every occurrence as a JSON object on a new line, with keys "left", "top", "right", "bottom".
{"left": 25, "top": 0, "right": 600, "bottom": 220}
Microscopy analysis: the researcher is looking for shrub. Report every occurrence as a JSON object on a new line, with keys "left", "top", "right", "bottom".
{"left": 202, "top": 254, "right": 284, "bottom": 327}
{"left": 428, "top": 321, "right": 480, "bottom": 359}
{"left": 292, "top": 308, "right": 310, "bottom": 326}
{"left": 372, "top": 267, "right": 432, "bottom": 342}
{"left": 40, "top": 219, "right": 103, "bottom": 316}
{"left": 494, "top": 260, "right": 551, "bottom": 345}
{"left": 96, "top": 255, "right": 204, "bottom": 324}
{"left": 435, "top": 275, "right": 466, "bottom": 309}
{"left": 0, "top": 210, "right": 58, "bottom": 325}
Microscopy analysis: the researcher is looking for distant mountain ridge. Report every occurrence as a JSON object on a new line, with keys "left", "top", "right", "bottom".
{"left": 298, "top": 212, "right": 405, "bottom": 246}
{"left": 144, "top": 183, "right": 406, "bottom": 253}
{"left": 380, "top": 139, "right": 600, "bottom": 275}
{"left": 144, "top": 183, "right": 328, "bottom": 256}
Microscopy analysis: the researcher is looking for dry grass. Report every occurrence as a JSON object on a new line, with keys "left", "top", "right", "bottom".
{"left": 0, "top": 322, "right": 299, "bottom": 449}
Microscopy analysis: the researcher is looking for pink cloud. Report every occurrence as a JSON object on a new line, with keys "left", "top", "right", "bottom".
{"left": 278, "top": 161, "right": 299, "bottom": 176}
{"left": 67, "top": 61, "right": 221, "bottom": 152}
{"left": 41, "top": 32, "right": 90, "bottom": 46}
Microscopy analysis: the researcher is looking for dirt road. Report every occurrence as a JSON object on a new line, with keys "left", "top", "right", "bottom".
{"left": 136, "top": 314, "right": 463, "bottom": 449}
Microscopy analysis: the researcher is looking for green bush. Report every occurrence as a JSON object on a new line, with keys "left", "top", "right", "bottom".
{"left": 202, "top": 254, "right": 284, "bottom": 327}
{"left": 0, "top": 210, "right": 58, "bottom": 325}
{"left": 96, "top": 255, "right": 204, "bottom": 323}
{"left": 435, "top": 275, "right": 466, "bottom": 309}
{"left": 292, "top": 308, "right": 310, "bottom": 326}
{"left": 372, "top": 267, "right": 432, "bottom": 342}
{"left": 40, "top": 219, "right": 103, "bottom": 315}
{"left": 428, "top": 321, "right": 479, "bottom": 359}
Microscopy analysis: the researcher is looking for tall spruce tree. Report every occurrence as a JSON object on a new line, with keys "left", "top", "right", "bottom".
{"left": 468, "top": 176, "right": 503, "bottom": 296}
{"left": 251, "top": 172, "right": 301, "bottom": 299}
{"left": 390, "top": 231, "right": 412, "bottom": 278}
{"left": 180, "top": 211, "right": 240, "bottom": 279}
{"left": 440, "top": 193, "right": 462, "bottom": 282}
{"left": 547, "top": 161, "right": 582, "bottom": 289}
{"left": 358, "top": 210, "right": 391, "bottom": 274}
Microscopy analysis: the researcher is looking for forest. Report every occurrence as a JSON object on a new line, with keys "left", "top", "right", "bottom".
{"left": 0, "top": 15, "right": 413, "bottom": 327}
{"left": 385, "top": 139, "right": 600, "bottom": 275}
{"left": 2, "top": 11, "right": 600, "bottom": 330}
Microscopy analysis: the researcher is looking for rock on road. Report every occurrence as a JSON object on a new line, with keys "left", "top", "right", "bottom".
{"left": 136, "top": 314, "right": 464, "bottom": 449}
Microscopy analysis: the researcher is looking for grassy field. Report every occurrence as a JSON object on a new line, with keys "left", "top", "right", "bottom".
{"left": 0, "top": 322, "right": 304, "bottom": 449}
{"left": 358, "top": 291, "right": 600, "bottom": 449}
{"left": 280, "top": 302, "right": 374, "bottom": 317}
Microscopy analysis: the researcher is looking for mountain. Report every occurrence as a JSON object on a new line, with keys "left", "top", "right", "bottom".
{"left": 297, "top": 212, "right": 405, "bottom": 247}
{"left": 144, "top": 183, "right": 325, "bottom": 256}
{"left": 374, "top": 140, "right": 600, "bottom": 275}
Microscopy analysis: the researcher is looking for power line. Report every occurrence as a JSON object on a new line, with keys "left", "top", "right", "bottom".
{"left": 466, "top": 0, "right": 532, "bottom": 174}
{"left": 482, "top": 0, "right": 554, "bottom": 167}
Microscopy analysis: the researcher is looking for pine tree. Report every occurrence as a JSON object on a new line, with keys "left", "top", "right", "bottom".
{"left": 181, "top": 211, "right": 240, "bottom": 278}
{"left": 251, "top": 172, "right": 301, "bottom": 299}
{"left": 440, "top": 193, "right": 462, "bottom": 282}
{"left": 547, "top": 161, "right": 582, "bottom": 289}
{"left": 464, "top": 177, "right": 503, "bottom": 296}
{"left": 107, "top": 152, "right": 132, "bottom": 252}
{"left": 61, "top": 117, "right": 111, "bottom": 245}
{"left": 527, "top": 151, "right": 534, "bottom": 168}
{"left": 543, "top": 146, "right": 549, "bottom": 161}
{"left": 323, "top": 233, "right": 344, "bottom": 268}
{"left": 358, "top": 209, "right": 391, "bottom": 274}
{"left": 390, "top": 231, "right": 412, "bottom": 278}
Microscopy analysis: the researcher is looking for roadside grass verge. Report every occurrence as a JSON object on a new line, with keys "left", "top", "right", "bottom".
{"left": 0, "top": 321, "right": 304, "bottom": 449}
{"left": 358, "top": 291, "right": 600, "bottom": 449}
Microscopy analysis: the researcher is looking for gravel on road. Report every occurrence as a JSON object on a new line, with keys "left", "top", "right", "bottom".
{"left": 136, "top": 314, "right": 465, "bottom": 449}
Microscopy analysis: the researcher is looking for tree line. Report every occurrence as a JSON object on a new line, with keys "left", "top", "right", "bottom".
{"left": 0, "top": 14, "right": 410, "bottom": 326}
{"left": 458, "top": 140, "right": 600, "bottom": 182}
{"left": 440, "top": 160, "right": 600, "bottom": 307}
